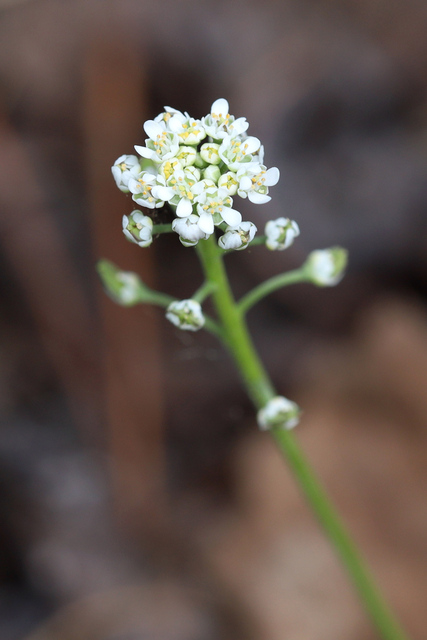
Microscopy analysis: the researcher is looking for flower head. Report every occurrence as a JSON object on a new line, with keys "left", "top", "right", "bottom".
{"left": 112, "top": 99, "right": 281, "bottom": 246}
{"left": 257, "top": 396, "right": 301, "bottom": 431}
{"left": 265, "top": 218, "right": 300, "bottom": 251}
{"left": 166, "top": 299, "right": 205, "bottom": 331}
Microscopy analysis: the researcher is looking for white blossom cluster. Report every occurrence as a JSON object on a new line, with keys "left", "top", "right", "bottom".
{"left": 112, "top": 98, "right": 280, "bottom": 250}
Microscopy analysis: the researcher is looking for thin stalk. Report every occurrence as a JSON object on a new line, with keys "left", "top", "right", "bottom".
{"left": 238, "top": 267, "right": 309, "bottom": 315}
{"left": 195, "top": 234, "right": 409, "bottom": 640}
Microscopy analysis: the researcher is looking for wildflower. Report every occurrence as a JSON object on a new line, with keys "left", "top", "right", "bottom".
{"left": 218, "top": 221, "right": 257, "bottom": 251}
{"left": 257, "top": 396, "right": 300, "bottom": 430}
{"left": 218, "top": 171, "right": 239, "bottom": 196}
{"left": 122, "top": 211, "right": 153, "bottom": 248}
{"left": 166, "top": 168, "right": 202, "bottom": 217}
{"left": 304, "top": 248, "right": 348, "bottom": 286}
{"left": 175, "top": 146, "right": 197, "bottom": 167}
{"left": 195, "top": 187, "right": 242, "bottom": 234}
{"left": 202, "top": 98, "right": 249, "bottom": 140}
{"left": 238, "top": 166, "right": 280, "bottom": 204}
{"left": 166, "top": 299, "right": 205, "bottom": 331}
{"left": 134, "top": 120, "right": 179, "bottom": 164}
{"left": 128, "top": 171, "right": 162, "bottom": 209}
{"left": 265, "top": 218, "right": 300, "bottom": 251}
{"left": 111, "top": 155, "right": 140, "bottom": 192}
{"left": 200, "top": 143, "right": 221, "bottom": 165}
{"left": 219, "top": 134, "right": 261, "bottom": 171}
{"left": 168, "top": 112, "right": 206, "bottom": 145}
{"left": 172, "top": 215, "right": 209, "bottom": 247}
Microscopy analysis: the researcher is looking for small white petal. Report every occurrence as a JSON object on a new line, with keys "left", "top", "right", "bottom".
{"left": 152, "top": 185, "right": 175, "bottom": 201}
{"left": 239, "top": 176, "right": 252, "bottom": 191}
{"left": 211, "top": 98, "right": 229, "bottom": 116}
{"left": 264, "top": 167, "right": 280, "bottom": 186}
{"left": 143, "top": 120, "right": 164, "bottom": 139}
{"left": 134, "top": 145, "right": 155, "bottom": 159}
{"left": 242, "top": 136, "right": 261, "bottom": 155}
{"left": 198, "top": 212, "right": 214, "bottom": 235}
{"left": 248, "top": 192, "right": 271, "bottom": 204}
{"left": 221, "top": 207, "right": 242, "bottom": 227}
{"left": 176, "top": 198, "right": 193, "bottom": 217}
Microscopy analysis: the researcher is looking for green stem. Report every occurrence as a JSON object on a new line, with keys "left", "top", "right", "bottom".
{"left": 195, "top": 235, "right": 409, "bottom": 640}
{"left": 153, "top": 223, "right": 173, "bottom": 235}
{"left": 193, "top": 280, "right": 217, "bottom": 304}
{"left": 238, "top": 267, "right": 309, "bottom": 315}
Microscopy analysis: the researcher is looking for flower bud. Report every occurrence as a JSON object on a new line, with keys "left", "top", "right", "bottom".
{"left": 97, "top": 260, "right": 145, "bottom": 306}
{"left": 218, "top": 222, "right": 257, "bottom": 251}
{"left": 122, "top": 211, "right": 153, "bottom": 247}
{"left": 203, "top": 164, "right": 221, "bottom": 183}
{"left": 172, "top": 214, "right": 209, "bottom": 247}
{"left": 304, "top": 247, "right": 348, "bottom": 286}
{"left": 265, "top": 217, "right": 300, "bottom": 251}
{"left": 194, "top": 152, "right": 208, "bottom": 169}
{"left": 257, "top": 396, "right": 300, "bottom": 431}
{"left": 200, "top": 142, "right": 221, "bottom": 165}
{"left": 166, "top": 299, "right": 205, "bottom": 331}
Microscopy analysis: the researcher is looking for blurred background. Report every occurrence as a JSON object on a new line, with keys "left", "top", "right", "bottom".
{"left": 1, "top": 0, "right": 427, "bottom": 638}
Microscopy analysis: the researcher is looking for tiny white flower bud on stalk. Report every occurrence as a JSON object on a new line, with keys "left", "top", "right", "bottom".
{"left": 122, "top": 211, "right": 153, "bottom": 247}
{"left": 166, "top": 299, "right": 205, "bottom": 331}
{"left": 218, "top": 221, "right": 257, "bottom": 251}
{"left": 97, "top": 260, "right": 146, "bottom": 307}
{"left": 172, "top": 215, "right": 209, "bottom": 247}
{"left": 265, "top": 218, "right": 300, "bottom": 251}
{"left": 257, "top": 396, "right": 301, "bottom": 431}
{"left": 304, "top": 248, "right": 348, "bottom": 286}
{"left": 111, "top": 155, "right": 140, "bottom": 192}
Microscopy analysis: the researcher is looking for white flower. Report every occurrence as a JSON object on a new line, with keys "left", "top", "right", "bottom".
{"left": 122, "top": 211, "right": 153, "bottom": 248}
{"left": 168, "top": 112, "right": 206, "bottom": 145}
{"left": 237, "top": 166, "right": 280, "bottom": 204}
{"left": 128, "top": 171, "right": 163, "bottom": 209}
{"left": 158, "top": 158, "right": 183, "bottom": 181}
{"left": 202, "top": 98, "right": 249, "bottom": 141}
{"left": 195, "top": 187, "right": 242, "bottom": 234}
{"left": 199, "top": 142, "right": 221, "bottom": 165}
{"left": 166, "top": 168, "right": 202, "bottom": 217}
{"left": 172, "top": 214, "right": 209, "bottom": 247}
{"left": 265, "top": 218, "right": 300, "bottom": 251}
{"left": 304, "top": 248, "right": 348, "bottom": 286}
{"left": 166, "top": 299, "right": 205, "bottom": 331}
{"left": 218, "top": 221, "right": 257, "bottom": 251}
{"left": 218, "top": 171, "right": 239, "bottom": 195}
{"left": 219, "top": 135, "right": 261, "bottom": 171}
{"left": 111, "top": 155, "right": 140, "bottom": 192}
{"left": 134, "top": 120, "right": 179, "bottom": 163}
{"left": 257, "top": 396, "right": 300, "bottom": 430}
{"left": 154, "top": 106, "right": 184, "bottom": 129}
{"left": 175, "top": 146, "right": 197, "bottom": 167}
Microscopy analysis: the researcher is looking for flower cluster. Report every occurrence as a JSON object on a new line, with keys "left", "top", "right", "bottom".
{"left": 112, "top": 99, "right": 280, "bottom": 249}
